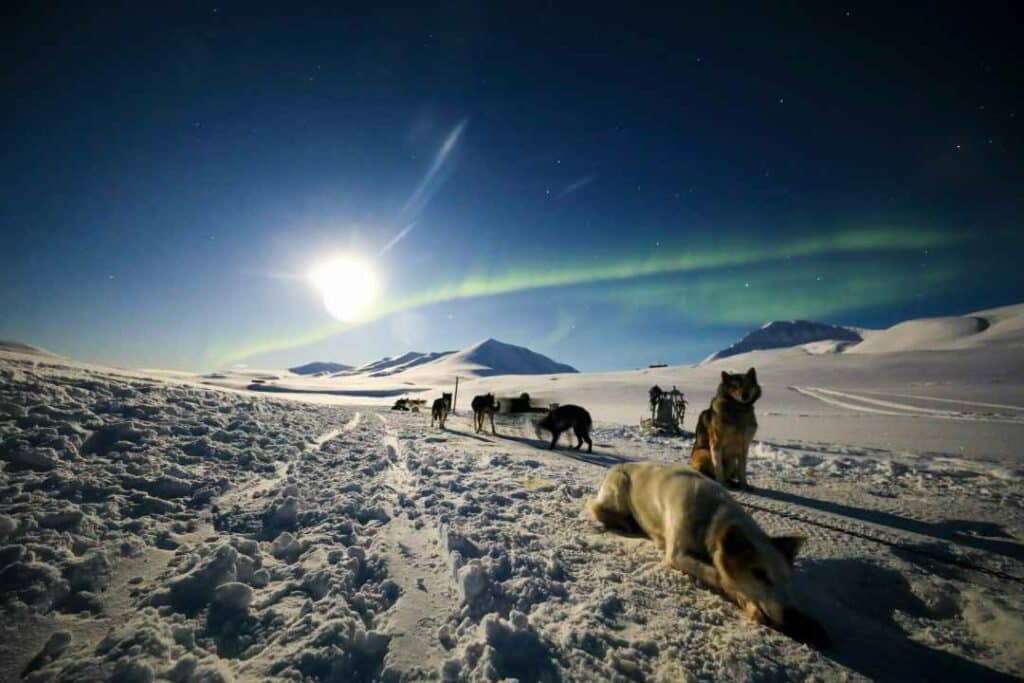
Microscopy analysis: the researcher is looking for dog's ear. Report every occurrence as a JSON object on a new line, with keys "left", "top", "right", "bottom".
{"left": 771, "top": 536, "right": 805, "bottom": 566}
{"left": 747, "top": 367, "right": 757, "bottom": 382}
{"left": 721, "top": 371, "right": 730, "bottom": 384}
{"left": 719, "top": 524, "right": 753, "bottom": 558}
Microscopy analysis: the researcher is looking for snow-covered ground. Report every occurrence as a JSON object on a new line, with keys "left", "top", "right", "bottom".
{"left": 1, "top": 304, "right": 1023, "bottom": 681}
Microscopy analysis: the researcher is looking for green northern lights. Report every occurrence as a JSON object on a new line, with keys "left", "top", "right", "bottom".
{"left": 209, "top": 226, "right": 966, "bottom": 365}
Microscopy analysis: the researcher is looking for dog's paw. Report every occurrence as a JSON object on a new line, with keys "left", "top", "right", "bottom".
{"left": 743, "top": 600, "right": 769, "bottom": 625}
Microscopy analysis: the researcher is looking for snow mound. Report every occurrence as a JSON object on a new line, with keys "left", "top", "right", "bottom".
{"left": 847, "top": 304, "right": 1024, "bottom": 354}
{"left": 289, "top": 361, "right": 353, "bottom": 376}
{"left": 847, "top": 316, "right": 987, "bottom": 354}
{"left": 705, "top": 321, "right": 863, "bottom": 362}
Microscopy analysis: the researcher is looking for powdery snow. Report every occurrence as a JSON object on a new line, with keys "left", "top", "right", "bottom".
{"left": 2, "top": 311, "right": 1023, "bottom": 680}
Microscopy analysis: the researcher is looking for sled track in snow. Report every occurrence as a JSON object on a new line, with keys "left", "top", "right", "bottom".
{"left": 792, "top": 386, "right": 1024, "bottom": 424}
{"left": 375, "top": 418, "right": 462, "bottom": 677}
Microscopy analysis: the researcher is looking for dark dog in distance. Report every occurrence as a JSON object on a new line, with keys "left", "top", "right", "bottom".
{"left": 535, "top": 404, "right": 593, "bottom": 453}
{"left": 431, "top": 392, "right": 451, "bottom": 429}
{"left": 471, "top": 393, "right": 498, "bottom": 434}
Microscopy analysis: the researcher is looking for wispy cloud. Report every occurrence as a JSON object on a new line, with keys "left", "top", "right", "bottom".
{"left": 560, "top": 174, "right": 596, "bottom": 196}
{"left": 377, "top": 118, "right": 468, "bottom": 256}
{"left": 379, "top": 222, "right": 417, "bottom": 256}
{"left": 398, "top": 118, "right": 468, "bottom": 224}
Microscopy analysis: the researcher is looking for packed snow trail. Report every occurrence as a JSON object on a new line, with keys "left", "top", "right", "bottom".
{"left": 375, "top": 420, "right": 462, "bottom": 677}
{"left": 793, "top": 386, "right": 1024, "bottom": 424}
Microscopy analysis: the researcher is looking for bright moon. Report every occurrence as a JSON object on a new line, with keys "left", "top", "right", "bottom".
{"left": 309, "top": 255, "right": 378, "bottom": 322}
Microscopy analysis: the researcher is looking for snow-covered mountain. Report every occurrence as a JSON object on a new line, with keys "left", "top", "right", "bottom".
{"left": 349, "top": 351, "right": 455, "bottom": 377}
{"left": 288, "top": 339, "right": 577, "bottom": 384}
{"left": 703, "top": 304, "right": 1024, "bottom": 364}
{"left": 704, "top": 320, "right": 863, "bottom": 362}
{"left": 0, "top": 340, "right": 60, "bottom": 357}
{"left": 407, "top": 338, "right": 578, "bottom": 379}
{"left": 288, "top": 361, "right": 353, "bottom": 376}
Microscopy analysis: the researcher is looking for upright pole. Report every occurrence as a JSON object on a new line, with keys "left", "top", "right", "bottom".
{"left": 452, "top": 376, "right": 460, "bottom": 415}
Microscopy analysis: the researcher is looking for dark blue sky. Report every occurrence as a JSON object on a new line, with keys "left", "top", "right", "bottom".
{"left": 2, "top": 3, "right": 1021, "bottom": 370}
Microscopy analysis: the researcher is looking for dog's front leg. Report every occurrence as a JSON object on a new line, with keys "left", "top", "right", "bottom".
{"left": 738, "top": 449, "right": 750, "bottom": 489}
{"left": 489, "top": 412, "right": 496, "bottom": 435}
{"left": 666, "top": 549, "right": 721, "bottom": 589}
{"left": 710, "top": 441, "right": 726, "bottom": 484}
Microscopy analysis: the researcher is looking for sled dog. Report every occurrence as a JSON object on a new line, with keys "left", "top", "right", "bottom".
{"left": 691, "top": 368, "right": 761, "bottom": 488}
{"left": 586, "top": 463, "right": 824, "bottom": 643}
{"left": 471, "top": 393, "right": 498, "bottom": 434}
{"left": 535, "top": 404, "right": 593, "bottom": 453}
{"left": 431, "top": 393, "right": 451, "bottom": 429}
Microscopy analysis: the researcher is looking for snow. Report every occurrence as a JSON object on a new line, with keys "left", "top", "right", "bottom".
{"left": 406, "top": 338, "right": 578, "bottom": 380}
{"left": 195, "top": 338, "right": 577, "bottom": 399}
{"left": 846, "top": 304, "right": 1024, "bottom": 354}
{"left": 340, "top": 339, "right": 576, "bottom": 384}
{"left": 0, "top": 341, "right": 61, "bottom": 358}
{"left": 289, "top": 362, "right": 353, "bottom": 376}
{"left": 2, "top": 305, "right": 1023, "bottom": 680}
{"left": 704, "top": 304, "right": 1024, "bottom": 361}
{"left": 704, "top": 320, "right": 864, "bottom": 362}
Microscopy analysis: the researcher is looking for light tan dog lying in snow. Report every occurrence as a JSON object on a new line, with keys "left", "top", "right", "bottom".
{"left": 586, "top": 462, "right": 826, "bottom": 643}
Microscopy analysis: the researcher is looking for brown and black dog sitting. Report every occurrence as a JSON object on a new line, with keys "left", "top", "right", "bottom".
{"left": 691, "top": 368, "right": 761, "bottom": 489}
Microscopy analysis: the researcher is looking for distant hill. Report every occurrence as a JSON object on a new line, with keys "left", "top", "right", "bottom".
{"left": 349, "top": 351, "right": 455, "bottom": 377}
{"left": 401, "top": 338, "right": 578, "bottom": 379}
{"left": 289, "top": 339, "right": 576, "bottom": 383}
{"left": 845, "top": 303, "right": 1024, "bottom": 354}
{"left": 288, "top": 361, "right": 353, "bottom": 376}
{"left": 0, "top": 340, "right": 60, "bottom": 357}
{"left": 704, "top": 321, "right": 863, "bottom": 363}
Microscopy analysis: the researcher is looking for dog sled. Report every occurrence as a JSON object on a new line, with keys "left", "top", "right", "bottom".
{"left": 640, "top": 385, "right": 687, "bottom": 435}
